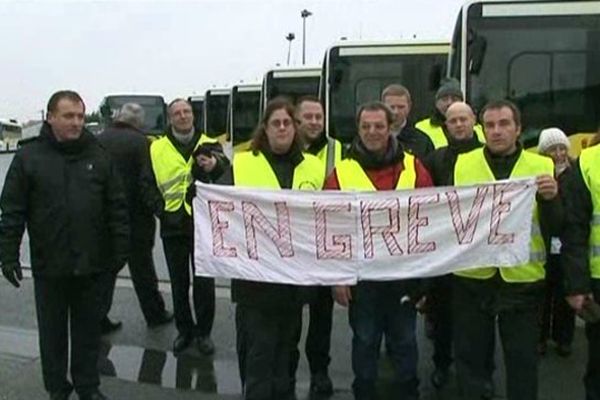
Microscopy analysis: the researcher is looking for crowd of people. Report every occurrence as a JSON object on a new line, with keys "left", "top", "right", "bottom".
{"left": 0, "top": 83, "right": 598, "bottom": 400}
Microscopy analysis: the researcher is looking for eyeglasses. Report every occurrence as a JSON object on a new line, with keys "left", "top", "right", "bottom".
{"left": 268, "top": 118, "right": 293, "bottom": 129}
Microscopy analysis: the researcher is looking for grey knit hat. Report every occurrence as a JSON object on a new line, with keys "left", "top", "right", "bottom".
{"left": 115, "top": 103, "right": 145, "bottom": 130}
{"left": 436, "top": 78, "right": 463, "bottom": 101}
{"left": 537, "top": 127, "right": 570, "bottom": 154}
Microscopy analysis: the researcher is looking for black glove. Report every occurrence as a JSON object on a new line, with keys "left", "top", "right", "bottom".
{"left": 2, "top": 262, "right": 23, "bottom": 288}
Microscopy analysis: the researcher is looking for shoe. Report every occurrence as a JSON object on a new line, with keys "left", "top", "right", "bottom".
{"left": 78, "top": 390, "right": 109, "bottom": 400}
{"left": 556, "top": 343, "right": 572, "bottom": 357}
{"left": 100, "top": 317, "right": 122, "bottom": 335}
{"left": 431, "top": 367, "right": 449, "bottom": 389}
{"left": 147, "top": 311, "right": 174, "bottom": 328}
{"left": 310, "top": 371, "right": 334, "bottom": 397}
{"left": 173, "top": 333, "right": 193, "bottom": 353}
{"left": 196, "top": 336, "right": 215, "bottom": 355}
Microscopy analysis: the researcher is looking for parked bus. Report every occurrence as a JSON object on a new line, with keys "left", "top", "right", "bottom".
{"left": 0, "top": 119, "right": 22, "bottom": 150}
{"left": 449, "top": 0, "right": 600, "bottom": 154}
{"left": 188, "top": 95, "right": 205, "bottom": 133}
{"left": 204, "top": 88, "right": 231, "bottom": 157}
{"left": 321, "top": 40, "right": 449, "bottom": 145}
{"left": 228, "top": 83, "right": 261, "bottom": 153}
{"left": 260, "top": 66, "right": 321, "bottom": 116}
{"left": 99, "top": 94, "right": 167, "bottom": 136}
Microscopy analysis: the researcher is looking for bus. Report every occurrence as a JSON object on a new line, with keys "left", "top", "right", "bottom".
{"left": 321, "top": 40, "right": 449, "bottom": 145}
{"left": 228, "top": 83, "right": 261, "bottom": 153}
{"left": 260, "top": 66, "right": 321, "bottom": 116}
{"left": 448, "top": 0, "right": 600, "bottom": 155}
{"left": 0, "top": 119, "right": 22, "bottom": 150}
{"left": 203, "top": 88, "right": 231, "bottom": 157}
{"left": 188, "top": 95, "right": 205, "bottom": 133}
{"left": 99, "top": 94, "right": 167, "bottom": 136}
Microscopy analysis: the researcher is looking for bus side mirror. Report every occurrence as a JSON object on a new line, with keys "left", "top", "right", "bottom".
{"left": 469, "top": 34, "right": 487, "bottom": 75}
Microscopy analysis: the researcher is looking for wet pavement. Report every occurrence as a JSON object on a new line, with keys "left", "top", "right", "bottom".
{"left": 0, "top": 275, "right": 589, "bottom": 400}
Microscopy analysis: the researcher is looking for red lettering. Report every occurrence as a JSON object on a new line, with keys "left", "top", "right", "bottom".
{"left": 408, "top": 194, "right": 439, "bottom": 254}
{"left": 242, "top": 201, "right": 294, "bottom": 260}
{"left": 360, "top": 199, "right": 403, "bottom": 259}
{"left": 445, "top": 187, "right": 488, "bottom": 245}
{"left": 489, "top": 183, "right": 517, "bottom": 245}
{"left": 313, "top": 202, "right": 353, "bottom": 260}
{"left": 208, "top": 200, "right": 237, "bottom": 257}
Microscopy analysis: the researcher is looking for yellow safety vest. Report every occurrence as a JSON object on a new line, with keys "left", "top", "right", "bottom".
{"left": 415, "top": 118, "right": 486, "bottom": 149}
{"left": 150, "top": 134, "right": 217, "bottom": 215}
{"left": 336, "top": 153, "right": 417, "bottom": 190}
{"left": 578, "top": 145, "right": 600, "bottom": 279}
{"left": 315, "top": 138, "right": 343, "bottom": 176}
{"left": 233, "top": 151, "right": 325, "bottom": 190}
{"left": 453, "top": 148, "right": 553, "bottom": 282}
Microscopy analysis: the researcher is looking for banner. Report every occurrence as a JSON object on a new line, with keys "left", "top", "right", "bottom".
{"left": 193, "top": 179, "right": 537, "bottom": 285}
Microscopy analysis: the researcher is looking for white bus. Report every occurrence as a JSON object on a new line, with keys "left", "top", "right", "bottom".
{"left": 228, "top": 83, "right": 261, "bottom": 154}
{"left": 260, "top": 66, "right": 321, "bottom": 116}
{"left": 0, "top": 119, "right": 23, "bottom": 150}
{"left": 99, "top": 94, "right": 167, "bottom": 136}
{"left": 449, "top": 0, "right": 600, "bottom": 154}
{"left": 321, "top": 40, "right": 449, "bottom": 145}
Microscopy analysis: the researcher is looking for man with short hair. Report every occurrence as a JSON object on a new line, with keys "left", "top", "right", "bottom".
{"left": 97, "top": 103, "right": 173, "bottom": 332}
{"left": 450, "top": 100, "right": 561, "bottom": 400}
{"left": 0, "top": 90, "right": 129, "bottom": 400}
{"left": 416, "top": 78, "right": 485, "bottom": 149}
{"left": 381, "top": 84, "right": 434, "bottom": 158}
{"left": 145, "top": 98, "right": 229, "bottom": 354}
{"left": 422, "top": 102, "right": 486, "bottom": 389}
{"left": 290, "top": 95, "right": 340, "bottom": 397}
{"left": 327, "top": 101, "right": 433, "bottom": 400}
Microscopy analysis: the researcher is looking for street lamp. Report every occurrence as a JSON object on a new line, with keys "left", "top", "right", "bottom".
{"left": 301, "top": 9, "right": 312, "bottom": 65}
{"left": 285, "top": 32, "right": 295, "bottom": 66}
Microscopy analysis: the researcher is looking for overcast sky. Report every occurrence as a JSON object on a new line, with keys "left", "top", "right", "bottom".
{"left": 0, "top": 0, "right": 465, "bottom": 121}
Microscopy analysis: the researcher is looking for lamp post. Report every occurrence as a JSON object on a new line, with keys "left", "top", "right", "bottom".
{"left": 301, "top": 9, "right": 312, "bottom": 65}
{"left": 285, "top": 32, "right": 295, "bottom": 66}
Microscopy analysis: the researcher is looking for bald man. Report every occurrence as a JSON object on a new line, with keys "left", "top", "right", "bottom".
{"left": 422, "top": 102, "right": 491, "bottom": 391}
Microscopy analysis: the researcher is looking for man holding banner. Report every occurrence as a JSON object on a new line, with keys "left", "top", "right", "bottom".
{"left": 450, "top": 100, "right": 561, "bottom": 400}
{"left": 326, "top": 101, "right": 433, "bottom": 400}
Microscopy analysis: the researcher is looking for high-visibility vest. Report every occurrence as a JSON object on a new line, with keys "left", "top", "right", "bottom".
{"left": 578, "top": 145, "right": 600, "bottom": 279}
{"left": 315, "top": 137, "right": 343, "bottom": 177}
{"left": 150, "top": 134, "right": 217, "bottom": 215}
{"left": 453, "top": 148, "right": 553, "bottom": 282}
{"left": 233, "top": 150, "right": 325, "bottom": 190}
{"left": 336, "top": 153, "right": 417, "bottom": 190}
{"left": 415, "top": 118, "right": 486, "bottom": 149}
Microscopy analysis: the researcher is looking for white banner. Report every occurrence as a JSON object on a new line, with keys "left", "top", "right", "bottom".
{"left": 193, "top": 179, "right": 536, "bottom": 285}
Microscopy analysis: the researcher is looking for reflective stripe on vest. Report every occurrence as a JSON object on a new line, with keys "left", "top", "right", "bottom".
{"left": 150, "top": 134, "right": 217, "bottom": 215}
{"left": 415, "top": 118, "right": 486, "bottom": 149}
{"left": 453, "top": 148, "right": 553, "bottom": 282}
{"left": 336, "top": 153, "right": 417, "bottom": 191}
{"left": 316, "top": 138, "right": 343, "bottom": 177}
{"left": 579, "top": 145, "right": 600, "bottom": 279}
{"left": 233, "top": 151, "right": 325, "bottom": 190}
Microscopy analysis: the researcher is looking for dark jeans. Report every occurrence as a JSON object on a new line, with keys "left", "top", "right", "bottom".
{"left": 585, "top": 280, "right": 600, "bottom": 400}
{"left": 539, "top": 259, "right": 575, "bottom": 345}
{"left": 100, "top": 219, "right": 167, "bottom": 324}
{"left": 290, "top": 286, "right": 334, "bottom": 380}
{"left": 428, "top": 275, "right": 454, "bottom": 370}
{"left": 349, "top": 283, "right": 419, "bottom": 400}
{"left": 453, "top": 276, "right": 542, "bottom": 400}
{"left": 162, "top": 235, "right": 215, "bottom": 337}
{"left": 236, "top": 304, "right": 300, "bottom": 400}
{"left": 33, "top": 274, "right": 105, "bottom": 396}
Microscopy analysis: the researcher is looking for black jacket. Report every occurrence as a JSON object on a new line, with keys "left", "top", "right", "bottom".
{"left": 422, "top": 135, "right": 483, "bottom": 186}
{"left": 97, "top": 122, "right": 154, "bottom": 228}
{"left": 142, "top": 130, "right": 229, "bottom": 238}
{"left": 396, "top": 124, "right": 435, "bottom": 159}
{"left": 0, "top": 122, "right": 130, "bottom": 277}
{"left": 217, "top": 146, "right": 306, "bottom": 310}
{"left": 561, "top": 158, "right": 595, "bottom": 294}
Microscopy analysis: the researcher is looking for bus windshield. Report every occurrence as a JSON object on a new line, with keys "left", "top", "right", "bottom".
{"left": 0, "top": 122, "right": 23, "bottom": 140}
{"left": 102, "top": 95, "right": 166, "bottom": 135}
{"left": 231, "top": 89, "right": 261, "bottom": 147}
{"left": 188, "top": 97, "right": 204, "bottom": 133}
{"left": 326, "top": 47, "right": 447, "bottom": 144}
{"left": 204, "top": 93, "right": 229, "bottom": 138}
{"left": 461, "top": 3, "right": 600, "bottom": 148}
